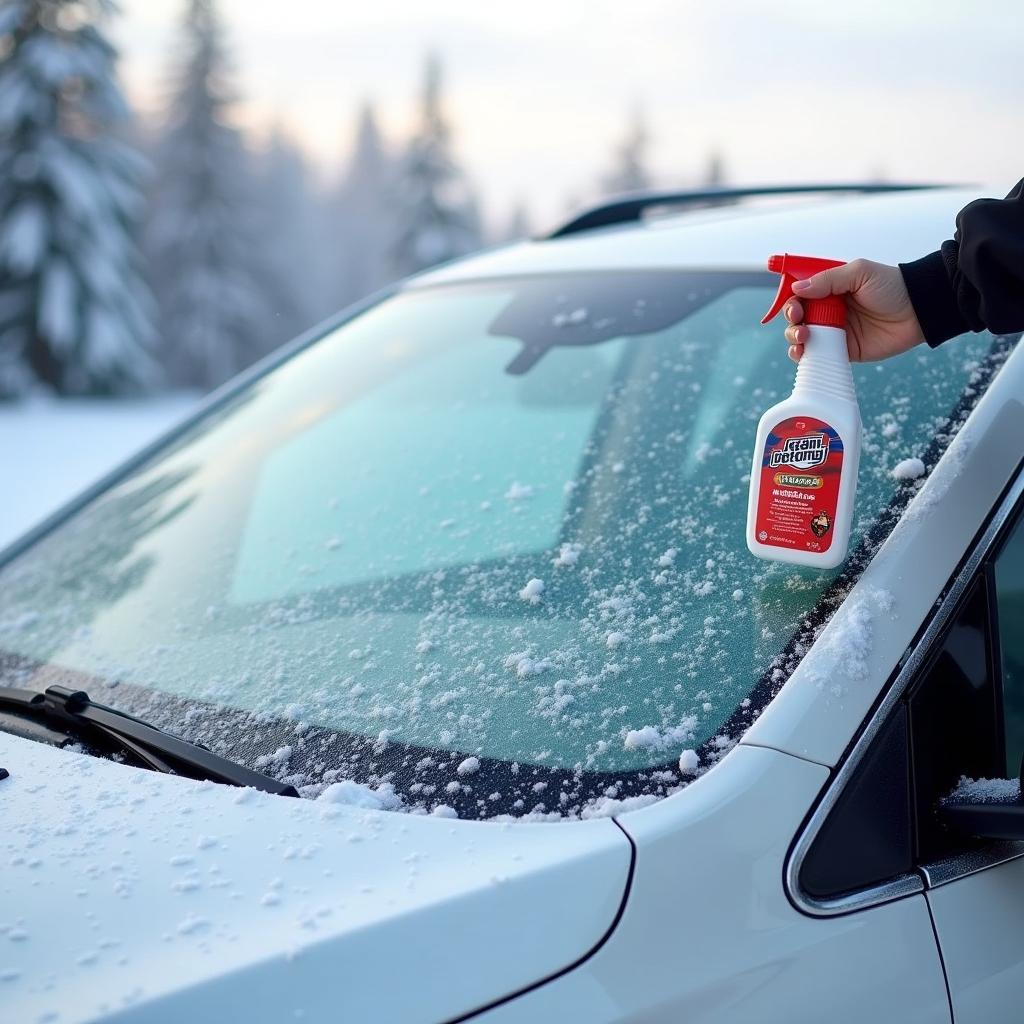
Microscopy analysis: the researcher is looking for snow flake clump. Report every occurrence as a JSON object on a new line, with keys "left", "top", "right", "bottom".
{"left": 254, "top": 745, "right": 292, "bottom": 769}
{"left": 943, "top": 775, "right": 1020, "bottom": 805}
{"left": 553, "top": 307, "right": 588, "bottom": 327}
{"left": 606, "top": 630, "right": 627, "bottom": 649}
{"left": 623, "top": 726, "right": 661, "bottom": 751}
{"left": 657, "top": 548, "right": 677, "bottom": 568}
{"left": 678, "top": 749, "right": 700, "bottom": 775}
{"left": 505, "top": 481, "right": 534, "bottom": 500}
{"left": 553, "top": 542, "right": 582, "bottom": 567}
{"left": 456, "top": 756, "right": 481, "bottom": 776}
{"left": 892, "top": 457, "right": 926, "bottom": 481}
{"left": 580, "top": 793, "right": 662, "bottom": 819}
{"left": 812, "top": 587, "right": 895, "bottom": 682}
{"left": 623, "top": 717, "right": 698, "bottom": 752}
{"left": 318, "top": 780, "right": 404, "bottom": 811}
{"left": 431, "top": 804, "right": 459, "bottom": 818}
{"left": 503, "top": 651, "right": 553, "bottom": 677}
{"left": 519, "top": 578, "right": 545, "bottom": 604}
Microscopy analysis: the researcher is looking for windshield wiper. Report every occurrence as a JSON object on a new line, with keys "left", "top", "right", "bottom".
{"left": 0, "top": 684, "right": 299, "bottom": 797}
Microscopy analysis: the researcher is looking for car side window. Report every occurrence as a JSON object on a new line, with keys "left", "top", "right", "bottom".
{"left": 906, "top": 487, "right": 1024, "bottom": 864}
{"left": 797, "top": 486, "right": 1024, "bottom": 900}
{"left": 797, "top": 561, "right": 1005, "bottom": 899}
{"left": 994, "top": 512, "right": 1024, "bottom": 777}
{"left": 906, "top": 573, "right": 1003, "bottom": 863}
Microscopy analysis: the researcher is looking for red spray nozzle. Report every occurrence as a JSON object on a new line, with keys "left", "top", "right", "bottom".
{"left": 761, "top": 253, "right": 847, "bottom": 328}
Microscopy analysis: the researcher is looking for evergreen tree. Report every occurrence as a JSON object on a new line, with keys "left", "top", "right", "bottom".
{"left": 500, "top": 201, "right": 531, "bottom": 244}
{"left": 703, "top": 150, "right": 726, "bottom": 188}
{"left": 251, "top": 127, "right": 322, "bottom": 350}
{"left": 325, "top": 102, "right": 395, "bottom": 311}
{"left": 390, "top": 54, "right": 481, "bottom": 277}
{"left": 0, "top": 0, "right": 157, "bottom": 396}
{"left": 699, "top": 150, "right": 735, "bottom": 208}
{"left": 602, "top": 106, "right": 651, "bottom": 195}
{"left": 147, "top": 0, "right": 266, "bottom": 391}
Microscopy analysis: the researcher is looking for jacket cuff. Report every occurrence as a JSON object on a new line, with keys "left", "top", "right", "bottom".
{"left": 899, "top": 248, "right": 970, "bottom": 348}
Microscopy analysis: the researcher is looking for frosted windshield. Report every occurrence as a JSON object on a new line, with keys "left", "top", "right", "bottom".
{"left": 0, "top": 272, "right": 1010, "bottom": 819}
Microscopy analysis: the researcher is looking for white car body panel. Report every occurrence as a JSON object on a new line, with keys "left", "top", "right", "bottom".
{"left": 477, "top": 745, "right": 950, "bottom": 1024}
{"left": 1, "top": 733, "right": 631, "bottom": 1024}
{"left": 927, "top": 858, "right": 1024, "bottom": 1024}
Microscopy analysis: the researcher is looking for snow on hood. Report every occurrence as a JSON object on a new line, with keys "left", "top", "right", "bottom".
{"left": 1, "top": 735, "right": 631, "bottom": 1023}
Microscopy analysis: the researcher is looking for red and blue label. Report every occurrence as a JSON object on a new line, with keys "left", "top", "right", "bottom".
{"left": 754, "top": 415, "right": 843, "bottom": 554}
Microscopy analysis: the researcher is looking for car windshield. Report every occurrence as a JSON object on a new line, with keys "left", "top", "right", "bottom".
{"left": 0, "top": 270, "right": 1013, "bottom": 819}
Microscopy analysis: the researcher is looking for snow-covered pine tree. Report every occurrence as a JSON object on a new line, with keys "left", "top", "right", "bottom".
{"left": 147, "top": 0, "right": 266, "bottom": 391}
{"left": 499, "top": 201, "right": 531, "bottom": 244}
{"left": 601, "top": 105, "right": 652, "bottom": 195}
{"left": 703, "top": 150, "right": 726, "bottom": 188}
{"left": 698, "top": 150, "right": 736, "bottom": 208}
{"left": 0, "top": 0, "right": 157, "bottom": 396}
{"left": 390, "top": 54, "right": 481, "bottom": 278}
{"left": 251, "top": 127, "right": 323, "bottom": 351}
{"left": 324, "top": 102, "right": 396, "bottom": 311}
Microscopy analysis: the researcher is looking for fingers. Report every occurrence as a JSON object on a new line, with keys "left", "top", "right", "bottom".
{"left": 791, "top": 259, "right": 863, "bottom": 299}
{"left": 784, "top": 311, "right": 807, "bottom": 360}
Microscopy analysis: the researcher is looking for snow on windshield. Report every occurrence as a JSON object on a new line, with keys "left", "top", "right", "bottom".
{"left": 0, "top": 273, "right": 1013, "bottom": 819}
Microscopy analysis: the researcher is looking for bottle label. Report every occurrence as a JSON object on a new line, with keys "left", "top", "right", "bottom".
{"left": 754, "top": 416, "right": 843, "bottom": 554}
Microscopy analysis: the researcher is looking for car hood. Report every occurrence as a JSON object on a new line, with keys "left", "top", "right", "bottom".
{"left": 2, "top": 734, "right": 632, "bottom": 1023}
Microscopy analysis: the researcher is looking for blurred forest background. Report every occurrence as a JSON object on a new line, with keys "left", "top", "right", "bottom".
{"left": 0, "top": 0, "right": 1019, "bottom": 543}
{"left": 0, "top": 0, "right": 727, "bottom": 398}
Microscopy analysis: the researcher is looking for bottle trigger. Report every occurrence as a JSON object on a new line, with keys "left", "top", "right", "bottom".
{"left": 761, "top": 253, "right": 847, "bottom": 328}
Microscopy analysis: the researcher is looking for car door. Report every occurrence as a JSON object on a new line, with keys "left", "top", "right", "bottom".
{"left": 921, "top": 470, "right": 1024, "bottom": 1023}
{"left": 783, "top": 462, "right": 1024, "bottom": 1024}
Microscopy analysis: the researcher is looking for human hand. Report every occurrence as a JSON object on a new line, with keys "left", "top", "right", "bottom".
{"left": 783, "top": 259, "right": 925, "bottom": 363}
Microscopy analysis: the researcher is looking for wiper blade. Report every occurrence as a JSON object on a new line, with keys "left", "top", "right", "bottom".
{"left": 0, "top": 684, "right": 299, "bottom": 797}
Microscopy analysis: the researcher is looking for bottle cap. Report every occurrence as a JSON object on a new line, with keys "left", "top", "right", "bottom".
{"left": 762, "top": 253, "right": 847, "bottom": 328}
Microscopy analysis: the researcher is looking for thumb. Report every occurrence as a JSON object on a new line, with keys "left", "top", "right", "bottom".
{"left": 792, "top": 262, "right": 860, "bottom": 299}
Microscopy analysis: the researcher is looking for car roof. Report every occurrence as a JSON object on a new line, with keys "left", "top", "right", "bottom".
{"left": 414, "top": 186, "right": 986, "bottom": 285}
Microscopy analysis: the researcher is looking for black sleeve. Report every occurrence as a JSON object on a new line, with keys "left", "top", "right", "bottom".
{"left": 898, "top": 179, "right": 1024, "bottom": 347}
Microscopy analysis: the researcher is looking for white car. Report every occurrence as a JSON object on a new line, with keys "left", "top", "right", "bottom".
{"left": 2, "top": 184, "right": 1023, "bottom": 1024}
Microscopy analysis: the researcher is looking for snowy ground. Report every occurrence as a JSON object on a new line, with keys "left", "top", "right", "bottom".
{"left": 0, "top": 394, "right": 198, "bottom": 550}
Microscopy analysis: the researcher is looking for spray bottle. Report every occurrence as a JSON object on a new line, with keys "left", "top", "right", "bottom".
{"left": 746, "top": 253, "right": 861, "bottom": 569}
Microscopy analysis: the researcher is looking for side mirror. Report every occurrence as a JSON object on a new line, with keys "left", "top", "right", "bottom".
{"left": 938, "top": 761, "right": 1024, "bottom": 840}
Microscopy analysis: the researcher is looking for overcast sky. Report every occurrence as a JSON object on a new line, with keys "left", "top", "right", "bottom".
{"left": 115, "top": 0, "right": 1023, "bottom": 232}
